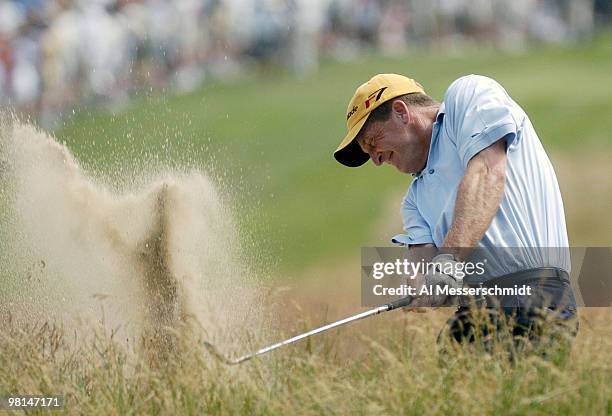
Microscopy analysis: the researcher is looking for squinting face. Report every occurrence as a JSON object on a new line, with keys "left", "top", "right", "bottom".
{"left": 357, "top": 113, "right": 429, "bottom": 174}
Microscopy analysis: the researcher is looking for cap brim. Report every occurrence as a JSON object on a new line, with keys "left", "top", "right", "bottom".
{"left": 333, "top": 115, "right": 370, "bottom": 167}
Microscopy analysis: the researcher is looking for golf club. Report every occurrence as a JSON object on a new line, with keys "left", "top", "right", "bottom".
{"left": 203, "top": 295, "right": 414, "bottom": 365}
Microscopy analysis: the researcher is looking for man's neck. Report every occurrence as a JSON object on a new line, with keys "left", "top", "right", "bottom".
{"left": 422, "top": 104, "right": 441, "bottom": 139}
{"left": 410, "top": 104, "right": 440, "bottom": 139}
{"left": 412, "top": 105, "right": 440, "bottom": 176}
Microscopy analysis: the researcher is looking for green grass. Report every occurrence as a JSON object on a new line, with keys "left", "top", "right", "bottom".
{"left": 56, "top": 34, "right": 612, "bottom": 274}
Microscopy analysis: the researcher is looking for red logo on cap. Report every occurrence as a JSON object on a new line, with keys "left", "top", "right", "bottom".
{"left": 364, "top": 87, "right": 387, "bottom": 109}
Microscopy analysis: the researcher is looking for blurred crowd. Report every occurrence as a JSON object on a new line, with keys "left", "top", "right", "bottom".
{"left": 0, "top": 0, "right": 607, "bottom": 127}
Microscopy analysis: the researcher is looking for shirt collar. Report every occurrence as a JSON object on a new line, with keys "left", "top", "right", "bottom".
{"left": 436, "top": 101, "right": 446, "bottom": 122}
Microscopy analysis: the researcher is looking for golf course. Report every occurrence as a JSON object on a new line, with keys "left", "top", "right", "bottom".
{"left": 1, "top": 32, "right": 611, "bottom": 414}
{"left": 56, "top": 34, "right": 612, "bottom": 273}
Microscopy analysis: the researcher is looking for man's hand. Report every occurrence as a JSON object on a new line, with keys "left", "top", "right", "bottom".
{"left": 406, "top": 254, "right": 464, "bottom": 307}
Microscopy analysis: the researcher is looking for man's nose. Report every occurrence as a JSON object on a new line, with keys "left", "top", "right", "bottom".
{"left": 370, "top": 150, "right": 383, "bottom": 166}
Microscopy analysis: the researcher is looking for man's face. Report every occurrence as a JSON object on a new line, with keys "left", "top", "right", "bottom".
{"left": 357, "top": 104, "right": 429, "bottom": 174}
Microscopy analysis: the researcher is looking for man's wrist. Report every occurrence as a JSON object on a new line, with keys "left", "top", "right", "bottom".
{"left": 438, "top": 245, "right": 472, "bottom": 262}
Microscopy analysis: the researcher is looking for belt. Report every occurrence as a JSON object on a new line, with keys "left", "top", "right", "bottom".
{"left": 467, "top": 267, "right": 570, "bottom": 288}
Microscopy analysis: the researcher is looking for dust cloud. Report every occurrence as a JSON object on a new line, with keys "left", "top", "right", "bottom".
{"left": 0, "top": 117, "right": 262, "bottom": 357}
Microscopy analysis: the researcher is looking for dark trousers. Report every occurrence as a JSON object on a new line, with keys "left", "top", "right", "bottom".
{"left": 438, "top": 274, "right": 578, "bottom": 360}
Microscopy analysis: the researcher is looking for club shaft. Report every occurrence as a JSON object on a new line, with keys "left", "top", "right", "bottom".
{"left": 232, "top": 305, "right": 390, "bottom": 364}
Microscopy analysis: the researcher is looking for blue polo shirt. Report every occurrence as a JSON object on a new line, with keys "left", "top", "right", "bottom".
{"left": 392, "top": 75, "right": 570, "bottom": 277}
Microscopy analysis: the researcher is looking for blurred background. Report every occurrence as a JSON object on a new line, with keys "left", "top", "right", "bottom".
{"left": 1, "top": 0, "right": 611, "bottom": 285}
{"left": 0, "top": 0, "right": 610, "bottom": 127}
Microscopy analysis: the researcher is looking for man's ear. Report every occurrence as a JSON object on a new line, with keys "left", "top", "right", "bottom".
{"left": 391, "top": 100, "right": 411, "bottom": 124}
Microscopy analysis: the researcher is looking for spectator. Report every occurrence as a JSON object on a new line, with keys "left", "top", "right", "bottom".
{"left": 0, "top": 0, "right": 600, "bottom": 127}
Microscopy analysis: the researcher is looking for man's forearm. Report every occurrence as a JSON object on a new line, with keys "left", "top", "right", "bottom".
{"left": 442, "top": 140, "right": 507, "bottom": 260}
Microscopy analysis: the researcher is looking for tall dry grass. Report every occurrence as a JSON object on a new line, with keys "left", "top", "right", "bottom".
{"left": 1, "top": 308, "right": 610, "bottom": 415}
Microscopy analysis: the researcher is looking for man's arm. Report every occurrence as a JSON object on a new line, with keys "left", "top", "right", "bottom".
{"left": 403, "top": 139, "right": 507, "bottom": 308}
{"left": 442, "top": 139, "right": 507, "bottom": 260}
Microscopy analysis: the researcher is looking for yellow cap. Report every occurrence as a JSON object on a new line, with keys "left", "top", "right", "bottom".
{"left": 333, "top": 74, "right": 425, "bottom": 167}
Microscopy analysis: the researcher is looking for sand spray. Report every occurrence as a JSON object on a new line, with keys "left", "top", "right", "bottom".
{"left": 0, "top": 117, "right": 263, "bottom": 360}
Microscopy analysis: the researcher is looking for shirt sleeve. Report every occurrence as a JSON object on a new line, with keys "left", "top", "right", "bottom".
{"left": 447, "top": 75, "right": 520, "bottom": 168}
{"left": 391, "top": 185, "right": 434, "bottom": 246}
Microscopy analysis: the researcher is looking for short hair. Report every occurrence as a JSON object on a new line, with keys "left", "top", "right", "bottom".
{"left": 367, "top": 93, "right": 438, "bottom": 124}
{"left": 356, "top": 93, "right": 437, "bottom": 145}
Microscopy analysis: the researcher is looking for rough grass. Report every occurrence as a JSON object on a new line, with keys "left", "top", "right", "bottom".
{"left": 1, "top": 308, "right": 610, "bottom": 415}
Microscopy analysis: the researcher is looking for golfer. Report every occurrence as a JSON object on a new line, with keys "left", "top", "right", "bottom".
{"left": 333, "top": 74, "right": 577, "bottom": 348}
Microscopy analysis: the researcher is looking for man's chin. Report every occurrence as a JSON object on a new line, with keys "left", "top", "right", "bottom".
{"left": 387, "top": 158, "right": 411, "bottom": 174}
{"left": 394, "top": 164, "right": 412, "bottom": 174}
